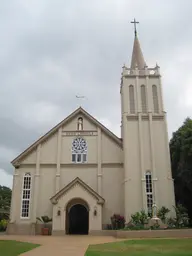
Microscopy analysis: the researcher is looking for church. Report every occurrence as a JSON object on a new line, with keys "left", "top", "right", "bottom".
{"left": 7, "top": 23, "right": 175, "bottom": 235}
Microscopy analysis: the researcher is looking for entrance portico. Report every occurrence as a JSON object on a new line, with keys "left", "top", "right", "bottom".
{"left": 50, "top": 177, "right": 105, "bottom": 235}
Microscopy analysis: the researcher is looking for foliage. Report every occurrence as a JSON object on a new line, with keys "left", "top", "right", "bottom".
{"left": 0, "top": 219, "right": 8, "bottom": 231}
{"left": 0, "top": 240, "right": 39, "bottom": 256}
{"left": 0, "top": 185, "right": 12, "bottom": 220}
{"left": 36, "top": 216, "right": 52, "bottom": 223}
{"left": 110, "top": 214, "right": 125, "bottom": 229}
{"left": 124, "top": 224, "right": 150, "bottom": 230}
{"left": 131, "top": 210, "right": 148, "bottom": 226}
{"left": 150, "top": 222, "right": 160, "bottom": 230}
{"left": 85, "top": 238, "right": 192, "bottom": 256}
{"left": 157, "top": 206, "right": 170, "bottom": 223}
{"left": 170, "top": 117, "right": 192, "bottom": 224}
{"left": 36, "top": 216, "right": 52, "bottom": 228}
{"left": 167, "top": 204, "right": 189, "bottom": 228}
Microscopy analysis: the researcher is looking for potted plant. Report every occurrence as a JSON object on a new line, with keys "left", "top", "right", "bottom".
{"left": 36, "top": 216, "right": 52, "bottom": 235}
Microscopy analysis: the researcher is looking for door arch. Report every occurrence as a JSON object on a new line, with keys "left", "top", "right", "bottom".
{"left": 66, "top": 198, "right": 89, "bottom": 235}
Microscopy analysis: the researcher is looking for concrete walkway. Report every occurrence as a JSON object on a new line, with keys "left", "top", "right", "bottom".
{"left": 1, "top": 235, "right": 123, "bottom": 255}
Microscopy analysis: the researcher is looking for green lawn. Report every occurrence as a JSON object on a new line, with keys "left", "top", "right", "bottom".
{"left": 0, "top": 240, "right": 40, "bottom": 256}
{"left": 85, "top": 238, "right": 192, "bottom": 256}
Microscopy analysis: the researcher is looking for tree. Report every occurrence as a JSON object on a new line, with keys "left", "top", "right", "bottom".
{"left": 170, "top": 118, "right": 192, "bottom": 224}
{"left": 0, "top": 185, "right": 12, "bottom": 220}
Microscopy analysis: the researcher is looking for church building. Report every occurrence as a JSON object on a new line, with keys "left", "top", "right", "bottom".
{"left": 7, "top": 23, "right": 175, "bottom": 235}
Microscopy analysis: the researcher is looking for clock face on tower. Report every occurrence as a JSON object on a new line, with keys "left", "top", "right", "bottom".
{"left": 72, "top": 137, "right": 87, "bottom": 153}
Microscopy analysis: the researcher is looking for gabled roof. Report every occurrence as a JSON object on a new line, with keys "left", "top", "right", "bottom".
{"left": 11, "top": 107, "right": 122, "bottom": 166}
{"left": 50, "top": 177, "right": 105, "bottom": 205}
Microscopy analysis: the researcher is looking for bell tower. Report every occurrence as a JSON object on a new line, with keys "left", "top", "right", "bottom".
{"left": 121, "top": 19, "right": 175, "bottom": 221}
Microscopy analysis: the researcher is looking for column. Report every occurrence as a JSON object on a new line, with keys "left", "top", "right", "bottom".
{"left": 10, "top": 171, "right": 19, "bottom": 223}
{"left": 32, "top": 144, "right": 41, "bottom": 223}
{"left": 135, "top": 72, "right": 140, "bottom": 113}
{"left": 97, "top": 127, "right": 102, "bottom": 195}
{"left": 138, "top": 113, "right": 145, "bottom": 209}
{"left": 56, "top": 127, "right": 62, "bottom": 193}
{"left": 149, "top": 113, "right": 158, "bottom": 204}
{"left": 145, "top": 74, "right": 150, "bottom": 112}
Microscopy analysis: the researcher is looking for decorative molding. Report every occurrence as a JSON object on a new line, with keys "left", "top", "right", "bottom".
{"left": 50, "top": 177, "right": 105, "bottom": 205}
{"left": 152, "top": 115, "right": 164, "bottom": 120}
{"left": 142, "top": 116, "right": 149, "bottom": 120}
{"left": 60, "top": 163, "right": 97, "bottom": 168}
{"left": 19, "top": 162, "right": 123, "bottom": 168}
{"left": 19, "top": 164, "right": 36, "bottom": 168}
{"left": 40, "top": 164, "right": 57, "bottom": 167}
{"left": 126, "top": 115, "right": 138, "bottom": 121}
{"left": 62, "top": 131, "right": 97, "bottom": 136}
{"left": 101, "top": 163, "right": 123, "bottom": 168}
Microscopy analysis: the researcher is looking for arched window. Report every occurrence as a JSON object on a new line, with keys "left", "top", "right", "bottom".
{"left": 145, "top": 171, "right": 153, "bottom": 214}
{"left": 129, "top": 85, "right": 135, "bottom": 113}
{"left": 152, "top": 85, "right": 159, "bottom": 113}
{"left": 72, "top": 137, "right": 87, "bottom": 163}
{"left": 77, "top": 117, "right": 83, "bottom": 130}
{"left": 21, "top": 173, "right": 31, "bottom": 218}
{"left": 141, "top": 85, "right": 147, "bottom": 113}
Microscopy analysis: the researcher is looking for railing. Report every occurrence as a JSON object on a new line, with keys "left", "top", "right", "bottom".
{"left": 122, "top": 66, "right": 160, "bottom": 76}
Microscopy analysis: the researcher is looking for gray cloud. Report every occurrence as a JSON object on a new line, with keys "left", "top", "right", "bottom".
{"left": 0, "top": 0, "right": 192, "bottom": 179}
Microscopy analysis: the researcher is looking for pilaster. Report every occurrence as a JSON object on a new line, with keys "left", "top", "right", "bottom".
{"left": 56, "top": 127, "right": 62, "bottom": 193}
{"left": 145, "top": 74, "right": 151, "bottom": 112}
{"left": 97, "top": 127, "right": 102, "bottom": 195}
{"left": 10, "top": 171, "right": 19, "bottom": 223}
{"left": 138, "top": 113, "right": 145, "bottom": 209}
{"left": 149, "top": 113, "right": 158, "bottom": 204}
{"left": 32, "top": 144, "right": 41, "bottom": 222}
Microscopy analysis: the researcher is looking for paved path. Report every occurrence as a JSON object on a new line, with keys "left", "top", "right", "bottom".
{"left": 1, "top": 235, "right": 123, "bottom": 255}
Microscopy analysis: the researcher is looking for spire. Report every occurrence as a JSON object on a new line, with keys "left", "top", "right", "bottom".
{"left": 130, "top": 19, "right": 146, "bottom": 69}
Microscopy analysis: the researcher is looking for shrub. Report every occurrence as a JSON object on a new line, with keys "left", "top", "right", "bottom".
{"left": 167, "top": 204, "right": 189, "bottom": 228}
{"left": 0, "top": 219, "right": 8, "bottom": 231}
{"left": 157, "top": 206, "right": 170, "bottom": 223}
{"left": 131, "top": 210, "right": 148, "bottom": 226}
{"left": 111, "top": 214, "right": 125, "bottom": 229}
{"left": 36, "top": 216, "right": 52, "bottom": 228}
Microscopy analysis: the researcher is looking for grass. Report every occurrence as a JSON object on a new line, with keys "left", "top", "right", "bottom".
{"left": 85, "top": 238, "right": 192, "bottom": 256}
{"left": 0, "top": 240, "right": 40, "bottom": 256}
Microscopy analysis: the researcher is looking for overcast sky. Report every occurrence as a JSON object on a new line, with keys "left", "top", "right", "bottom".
{"left": 0, "top": 0, "right": 192, "bottom": 188}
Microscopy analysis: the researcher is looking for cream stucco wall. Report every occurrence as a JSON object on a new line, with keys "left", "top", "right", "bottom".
{"left": 60, "top": 167, "right": 97, "bottom": 192}
{"left": 121, "top": 65, "right": 175, "bottom": 221}
{"left": 52, "top": 183, "right": 102, "bottom": 232}
{"left": 9, "top": 110, "right": 124, "bottom": 233}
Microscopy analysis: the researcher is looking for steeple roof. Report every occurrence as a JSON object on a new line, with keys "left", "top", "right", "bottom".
{"left": 130, "top": 34, "right": 146, "bottom": 69}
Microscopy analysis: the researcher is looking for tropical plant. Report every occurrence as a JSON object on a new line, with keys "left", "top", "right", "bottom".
{"left": 167, "top": 204, "right": 189, "bottom": 228}
{"left": 131, "top": 210, "right": 148, "bottom": 226}
{"left": 36, "top": 216, "right": 52, "bottom": 227}
{"left": 157, "top": 206, "right": 170, "bottom": 223}
{"left": 0, "top": 219, "right": 8, "bottom": 231}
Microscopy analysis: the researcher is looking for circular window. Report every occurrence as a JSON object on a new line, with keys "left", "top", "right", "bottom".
{"left": 72, "top": 137, "right": 87, "bottom": 152}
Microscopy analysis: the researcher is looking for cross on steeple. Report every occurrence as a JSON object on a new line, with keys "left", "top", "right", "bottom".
{"left": 131, "top": 18, "right": 139, "bottom": 36}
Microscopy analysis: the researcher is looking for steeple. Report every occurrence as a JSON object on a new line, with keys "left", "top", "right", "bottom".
{"left": 130, "top": 19, "right": 146, "bottom": 69}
